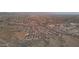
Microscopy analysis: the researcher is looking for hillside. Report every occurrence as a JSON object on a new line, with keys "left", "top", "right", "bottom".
{"left": 0, "top": 13, "right": 79, "bottom": 47}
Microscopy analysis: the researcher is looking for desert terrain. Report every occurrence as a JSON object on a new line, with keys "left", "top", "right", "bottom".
{"left": 0, "top": 12, "right": 79, "bottom": 47}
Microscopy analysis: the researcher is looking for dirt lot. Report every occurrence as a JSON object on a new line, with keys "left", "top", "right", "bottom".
{"left": 0, "top": 14, "right": 79, "bottom": 47}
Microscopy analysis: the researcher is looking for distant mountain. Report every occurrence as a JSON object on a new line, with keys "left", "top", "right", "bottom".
{"left": 0, "top": 12, "right": 79, "bottom": 16}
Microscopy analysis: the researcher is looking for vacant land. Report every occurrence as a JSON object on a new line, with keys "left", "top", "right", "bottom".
{"left": 0, "top": 13, "right": 79, "bottom": 47}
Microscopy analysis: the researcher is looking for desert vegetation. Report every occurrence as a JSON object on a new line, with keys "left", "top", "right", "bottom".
{"left": 0, "top": 13, "right": 79, "bottom": 47}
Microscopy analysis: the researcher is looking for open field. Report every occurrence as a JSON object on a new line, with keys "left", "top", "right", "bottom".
{"left": 0, "top": 12, "right": 79, "bottom": 47}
